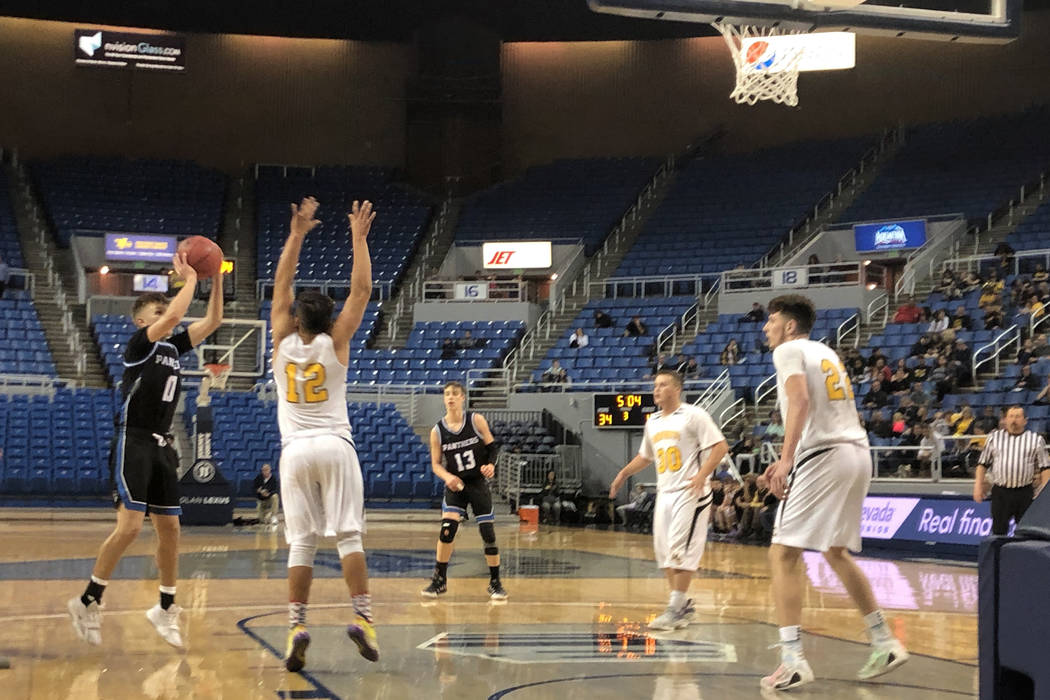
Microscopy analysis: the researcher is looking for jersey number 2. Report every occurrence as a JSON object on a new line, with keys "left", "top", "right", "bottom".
{"left": 656, "top": 446, "right": 682, "bottom": 474}
{"left": 285, "top": 363, "right": 328, "bottom": 403}
{"left": 821, "top": 359, "right": 855, "bottom": 401}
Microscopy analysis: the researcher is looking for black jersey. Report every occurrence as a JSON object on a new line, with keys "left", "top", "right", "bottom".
{"left": 437, "top": 412, "right": 488, "bottom": 481}
{"left": 119, "top": 326, "right": 193, "bottom": 434}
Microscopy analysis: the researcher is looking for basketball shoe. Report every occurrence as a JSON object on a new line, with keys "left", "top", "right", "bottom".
{"left": 422, "top": 576, "right": 447, "bottom": 598}
{"left": 347, "top": 615, "right": 379, "bottom": 662}
{"left": 487, "top": 579, "right": 508, "bottom": 601}
{"left": 146, "top": 604, "right": 185, "bottom": 649}
{"left": 67, "top": 597, "right": 102, "bottom": 646}
{"left": 858, "top": 639, "right": 909, "bottom": 680}
{"left": 760, "top": 658, "right": 815, "bottom": 691}
{"left": 648, "top": 603, "right": 692, "bottom": 631}
{"left": 284, "top": 625, "right": 310, "bottom": 672}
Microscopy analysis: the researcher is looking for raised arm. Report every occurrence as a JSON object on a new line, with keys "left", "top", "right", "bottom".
{"left": 331, "top": 200, "right": 376, "bottom": 362}
{"left": 271, "top": 197, "right": 321, "bottom": 352}
{"left": 187, "top": 271, "right": 224, "bottom": 347}
{"left": 147, "top": 253, "right": 197, "bottom": 343}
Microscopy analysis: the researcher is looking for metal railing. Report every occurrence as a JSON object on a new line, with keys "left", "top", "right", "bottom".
{"left": 255, "top": 278, "right": 392, "bottom": 302}
{"left": 866, "top": 292, "right": 889, "bottom": 327}
{"left": 973, "top": 324, "right": 1022, "bottom": 382}
{"left": 943, "top": 247, "right": 1050, "bottom": 278}
{"left": 594, "top": 272, "right": 721, "bottom": 300}
{"left": 514, "top": 377, "right": 717, "bottom": 393}
{"left": 421, "top": 279, "right": 527, "bottom": 302}
{"left": 970, "top": 171, "right": 1048, "bottom": 255}
{"left": 718, "top": 397, "right": 746, "bottom": 429}
{"left": 755, "top": 372, "right": 778, "bottom": 408}
{"left": 759, "top": 127, "right": 901, "bottom": 269}
{"left": 892, "top": 215, "right": 967, "bottom": 299}
{"left": 494, "top": 446, "right": 582, "bottom": 506}
{"left": 0, "top": 374, "right": 72, "bottom": 398}
{"left": 721, "top": 261, "right": 871, "bottom": 293}
{"left": 6, "top": 268, "right": 34, "bottom": 297}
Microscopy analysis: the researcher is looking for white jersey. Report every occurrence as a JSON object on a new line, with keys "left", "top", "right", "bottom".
{"left": 772, "top": 338, "right": 867, "bottom": 455}
{"left": 639, "top": 403, "right": 725, "bottom": 493}
{"left": 273, "top": 332, "right": 352, "bottom": 444}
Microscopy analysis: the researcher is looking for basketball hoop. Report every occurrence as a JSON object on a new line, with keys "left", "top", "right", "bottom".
{"left": 204, "top": 363, "right": 231, "bottom": 391}
{"left": 713, "top": 23, "right": 805, "bottom": 107}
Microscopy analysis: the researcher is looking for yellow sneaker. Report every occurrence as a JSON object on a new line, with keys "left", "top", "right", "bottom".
{"left": 284, "top": 625, "right": 310, "bottom": 672}
{"left": 347, "top": 615, "right": 379, "bottom": 662}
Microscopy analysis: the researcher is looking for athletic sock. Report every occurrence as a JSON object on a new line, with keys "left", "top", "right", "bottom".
{"left": 289, "top": 601, "right": 307, "bottom": 629}
{"left": 863, "top": 610, "right": 893, "bottom": 645}
{"left": 81, "top": 575, "right": 107, "bottom": 607}
{"left": 159, "top": 585, "right": 176, "bottom": 610}
{"left": 669, "top": 589, "right": 686, "bottom": 611}
{"left": 352, "top": 593, "right": 373, "bottom": 623}
{"left": 489, "top": 565, "right": 500, "bottom": 582}
{"left": 778, "top": 625, "right": 804, "bottom": 664}
{"left": 435, "top": 562, "right": 448, "bottom": 579}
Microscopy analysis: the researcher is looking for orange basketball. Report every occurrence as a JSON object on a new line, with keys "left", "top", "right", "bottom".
{"left": 178, "top": 235, "right": 224, "bottom": 278}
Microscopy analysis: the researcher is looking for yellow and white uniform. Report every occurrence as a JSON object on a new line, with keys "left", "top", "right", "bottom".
{"left": 639, "top": 403, "right": 724, "bottom": 570}
{"left": 771, "top": 338, "right": 870, "bottom": 552}
{"left": 274, "top": 332, "right": 363, "bottom": 541}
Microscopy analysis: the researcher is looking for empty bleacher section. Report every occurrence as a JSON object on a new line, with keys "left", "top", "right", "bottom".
{"left": 30, "top": 157, "right": 226, "bottom": 247}
{"left": 613, "top": 139, "right": 875, "bottom": 278}
{"left": 454, "top": 158, "right": 661, "bottom": 254}
{"left": 0, "top": 170, "right": 24, "bottom": 270}
{"left": 531, "top": 296, "right": 696, "bottom": 388}
{"left": 91, "top": 314, "right": 200, "bottom": 386}
{"left": 1, "top": 299, "right": 56, "bottom": 375}
{"left": 0, "top": 388, "right": 117, "bottom": 495}
{"left": 254, "top": 165, "right": 431, "bottom": 289}
{"left": 1007, "top": 197, "right": 1050, "bottom": 260}
{"left": 840, "top": 108, "right": 1050, "bottom": 224}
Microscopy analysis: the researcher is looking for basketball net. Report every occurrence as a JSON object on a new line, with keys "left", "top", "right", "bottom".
{"left": 198, "top": 363, "right": 231, "bottom": 407}
{"left": 713, "top": 23, "right": 805, "bottom": 107}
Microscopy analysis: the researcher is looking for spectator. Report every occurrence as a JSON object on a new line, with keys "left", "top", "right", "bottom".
{"left": 1034, "top": 263, "right": 1050, "bottom": 284}
{"left": 731, "top": 435, "right": 759, "bottom": 474}
{"left": 931, "top": 411, "right": 951, "bottom": 437}
{"left": 950, "top": 405, "right": 976, "bottom": 436}
{"left": 950, "top": 306, "right": 972, "bottom": 331}
{"left": 935, "top": 269, "right": 958, "bottom": 297}
{"left": 872, "top": 357, "right": 892, "bottom": 385}
{"left": 863, "top": 380, "right": 889, "bottom": 409}
{"left": 719, "top": 339, "right": 741, "bottom": 366}
{"left": 682, "top": 357, "right": 700, "bottom": 378}
{"left": 763, "top": 410, "right": 785, "bottom": 441}
{"left": 440, "top": 338, "right": 457, "bottom": 359}
{"left": 927, "top": 309, "right": 949, "bottom": 334}
{"left": 930, "top": 355, "right": 956, "bottom": 401}
{"left": 652, "top": 353, "right": 669, "bottom": 375}
{"left": 673, "top": 353, "right": 690, "bottom": 375}
{"left": 1017, "top": 338, "right": 1035, "bottom": 366}
{"left": 615, "top": 483, "right": 648, "bottom": 526}
{"left": 1034, "top": 374, "right": 1050, "bottom": 405}
{"left": 713, "top": 480, "right": 740, "bottom": 534}
{"left": 979, "top": 271, "right": 1004, "bottom": 305}
{"left": 868, "top": 409, "right": 893, "bottom": 438}
{"left": 962, "top": 271, "right": 983, "bottom": 293}
{"left": 753, "top": 475, "right": 779, "bottom": 543}
{"left": 908, "top": 381, "right": 930, "bottom": 407}
{"left": 891, "top": 411, "right": 908, "bottom": 436}
{"left": 983, "top": 304, "right": 1004, "bottom": 331}
{"left": 977, "top": 405, "right": 1000, "bottom": 432}
{"left": 594, "top": 309, "right": 614, "bottom": 328}
{"left": 623, "top": 315, "right": 648, "bottom": 337}
{"left": 1014, "top": 363, "right": 1039, "bottom": 391}
{"left": 893, "top": 297, "right": 923, "bottom": 324}
{"left": 867, "top": 347, "right": 888, "bottom": 368}
{"left": 540, "top": 470, "right": 562, "bottom": 524}
{"left": 0, "top": 256, "right": 8, "bottom": 298}
{"left": 254, "top": 463, "right": 280, "bottom": 526}
{"left": 456, "top": 330, "right": 483, "bottom": 350}
{"left": 950, "top": 340, "right": 973, "bottom": 387}
{"left": 541, "top": 359, "right": 567, "bottom": 384}
{"left": 890, "top": 359, "right": 912, "bottom": 393}
{"left": 916, "top": 423, "right": 944, "bottom": 474}
{"left": 742, "top": 302, "right": 765, "bottom": 323}
{"left": 1034, "top": 334, "right": 1050, "bottom": 358}
{"left": 897, "top": 395, "right": 919, "bottom": 422}
{"left": 845, "top": 348, "right": 867, "bottom": 382}
{"left": 911, "top": 360, "right": 930, "bottom": 384}
{"left": 568, "top": 328, "right": 589, "bottom": 349}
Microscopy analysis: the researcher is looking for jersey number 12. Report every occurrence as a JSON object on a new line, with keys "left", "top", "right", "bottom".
{"left": 285, "top": 363, "right": 328, "bottom": 403}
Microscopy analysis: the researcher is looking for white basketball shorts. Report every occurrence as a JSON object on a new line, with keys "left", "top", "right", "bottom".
{"left": 280, "top": 434, "right": 365, "bottom": 544}
{"left": 653, "top": 487, "right": 714, "bottom": 571}
{"left": 772, "top": 441, "right": 871, "bottom": 553}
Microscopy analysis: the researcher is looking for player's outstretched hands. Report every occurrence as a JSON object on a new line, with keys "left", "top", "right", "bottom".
{"left": 481, "top": 463, "right": 495, "bottom": 479}
{"left": 768, "top": 459, "right": 791, "bottom": 500}
{"left": 446, "top": 475, "right": 465, "bottom": 492}
{"left": 290, "top": 196, "right": 321, "bottom": 238}
{"left": 172, "top": 252, "right": 196, "bottom": 281}
{"left": 348, "top": 200, "right": 376, "bottom": 240}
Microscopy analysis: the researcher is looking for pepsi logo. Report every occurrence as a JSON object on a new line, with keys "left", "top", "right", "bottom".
{"left": 745, "top": 41, "right": 776, "bottom": 70}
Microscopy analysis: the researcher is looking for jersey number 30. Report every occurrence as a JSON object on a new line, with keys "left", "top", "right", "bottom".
{"left": 285, "top": 363, "right": 328, "bottom": 403}
{"left": 821, "top": 359, "right": 855, "bottom": 401}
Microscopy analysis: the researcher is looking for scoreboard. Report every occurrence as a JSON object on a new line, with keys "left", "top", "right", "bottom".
{"left": 593, "top": 393, "right": 657, "bottom": 428}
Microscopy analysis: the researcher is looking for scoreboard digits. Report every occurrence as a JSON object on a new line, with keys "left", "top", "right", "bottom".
{"left": 593, "top": 393, "right": 656, "bottom": 428}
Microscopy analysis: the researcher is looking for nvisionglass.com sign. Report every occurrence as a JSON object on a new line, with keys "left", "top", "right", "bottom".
{"left": 75, "top": 29, "right": 185, "bottom": 72}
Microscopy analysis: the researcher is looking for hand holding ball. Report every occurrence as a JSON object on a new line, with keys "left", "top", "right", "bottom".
{"left": 177, "top": 236, "right": 224, "bottom": 278}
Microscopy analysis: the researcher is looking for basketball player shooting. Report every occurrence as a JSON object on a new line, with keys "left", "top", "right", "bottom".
{"left": 608, "top": 369, "right": 728, "bottom": 631}
{"left": 422, "top": 381, "right": 507, "bottom": 601}
{"left": 270, "top": 196, "right": 379, "bottom": 672}
{"left": 68, "top": 252, "right": 224, "bottom": 650}
{"left": 760, "top": 294, "right": 908, "bottom": 691}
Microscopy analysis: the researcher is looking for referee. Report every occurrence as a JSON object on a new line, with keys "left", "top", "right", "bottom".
{"left": 974, "top": 405, "right": 1050, "bottom": 535}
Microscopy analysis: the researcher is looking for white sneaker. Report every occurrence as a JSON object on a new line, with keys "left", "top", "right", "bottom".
{"left": 146, "top": 604, "right": 185, "bottom": 649}
{"left": 760, "top": 658, "right": 815, "bottom": 691}
{"left": 68, "top": 597, "right": 102, "bottom": 646}
{"left": 858, "top": 639, "right": 909, "bottom": 680}
{"left": 648, "top": 604, "right": 691, "bottom": 631}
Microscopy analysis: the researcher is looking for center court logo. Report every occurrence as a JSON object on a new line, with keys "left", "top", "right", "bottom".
{"left": 78, "top": 31, "right": 102, "bottom": 57}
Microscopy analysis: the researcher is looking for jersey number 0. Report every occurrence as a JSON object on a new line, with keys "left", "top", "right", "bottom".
{"left": 285, "top": 362, "right": 328, "bottom": 403}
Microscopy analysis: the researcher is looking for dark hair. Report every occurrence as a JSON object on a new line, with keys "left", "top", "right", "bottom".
{"left": 1004, "top": 404, "right": 1025, "bottom": 416}
{"left": 132, "top": 292, "right": 169, "bottom": 318}
{"left": 654, "top": 369, "right": 683, "bottom": 387}
{"left": 295, "top": 290, "right": 334, "bottom": 335}
{"left": 768, "top": 294, "right": 816, "bottom": 334}
{"left": 443, "top": 380, "right": 466, "bottom": 395}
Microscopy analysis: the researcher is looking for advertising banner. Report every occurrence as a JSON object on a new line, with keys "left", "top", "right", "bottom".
{"left": 105, "top": 233, "right": 177, "bottom": 262}
{"left": 854, "top": 219, "right": 927, "bottom": 253}
{"left": 75, "top": 29, "right": 186, "bottom": 71}
{"left": 860, "top": 495, "right": 1008, "bottom": 546}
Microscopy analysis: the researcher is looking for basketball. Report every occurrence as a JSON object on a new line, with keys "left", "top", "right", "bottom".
{"left": 178, "top": 235, "right": 224, "bottom": 277}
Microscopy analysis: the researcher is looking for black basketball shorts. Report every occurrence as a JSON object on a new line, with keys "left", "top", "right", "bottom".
{"left": 442, "top": 479, "right": 494, "bottom": 524}
{"left": 110, "top": 428, "right": 182, "bottom": 516}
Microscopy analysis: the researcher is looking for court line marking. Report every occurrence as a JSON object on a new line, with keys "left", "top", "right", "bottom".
{"left": 486, "top": 672, "right": 976, "bottom": 699}
{"left": 236, "top": 612, "right": 341, "bottom": 700}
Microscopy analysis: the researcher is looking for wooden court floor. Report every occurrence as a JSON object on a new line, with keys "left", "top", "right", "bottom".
{"left": 0, "top": 511, "right": 979, "bottom": 699}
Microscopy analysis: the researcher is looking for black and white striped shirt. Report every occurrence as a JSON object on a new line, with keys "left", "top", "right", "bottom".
{"left": 977, "top": 429, "right": 1050, "bottom": 488}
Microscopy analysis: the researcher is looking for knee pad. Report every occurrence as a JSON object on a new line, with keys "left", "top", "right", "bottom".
{"left": 288, "top": 537, "right": 317, "bottom": 569}
{"left": 439, "top": 518, "right": 459, "bottom": 544}
{"left": 479, "top": 521, "right": 496, "bottom": 545}
{"left": 336, "top": 532, "right": 363, "bottom": 558}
